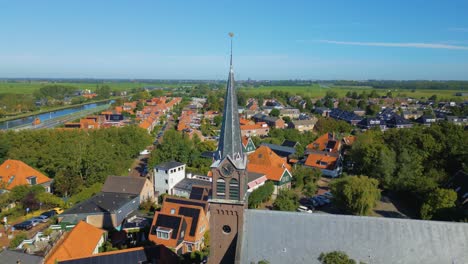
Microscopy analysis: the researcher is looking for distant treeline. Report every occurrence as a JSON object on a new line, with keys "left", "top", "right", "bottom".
{"left": 240, "top": 80, "right": 468, "bottom": 90}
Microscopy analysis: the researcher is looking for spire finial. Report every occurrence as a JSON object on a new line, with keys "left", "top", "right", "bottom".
{"left": 229, "top": 32, "right": 234, "bottom": 67}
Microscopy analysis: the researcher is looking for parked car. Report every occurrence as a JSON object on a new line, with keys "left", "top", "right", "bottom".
{"left": 33, "top": 215, "right": 48, "bottom": 223}
{"left": 297, "top": 205, "right": 313, "bottom": 213}
{"left": 29, "top": 218, "right": 41, "bottom": 226}
{"left": 315, "top": 195, "right": 331, "bottom": 204}
{"left": 13, "top": 221, "right": 33, "bottom": 230}
{"left": 311, "top": 197, "right": 325, "bottom": 207}
{"left": 41, "top": 210, "right": 57, "bottom": 219}
{"left": 323, "top": 191, "right": 333, "bottom": 199}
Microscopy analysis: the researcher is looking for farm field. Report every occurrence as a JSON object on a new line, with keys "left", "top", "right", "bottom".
{"left": 0, "top": 81, "right": 187, "bottom": 95}
{"left": 240, "top": 84, "right": 467, "bottom": 100}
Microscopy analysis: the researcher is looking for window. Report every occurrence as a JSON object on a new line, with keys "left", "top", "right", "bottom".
{"left": 187, "top": 244, "right": 193, "bottom": 252}
{"left": 229, "top": 179, "right": 239, "bottom": 200}
{"left": 156, "top": 227, "right": 172, "bottom": 240}
{"left": 170, "top": 208, "right": 175, "bottom": 214}
{"left": 165, "top": 180, "right": 168, "bottom": 184}
{"left": 216, "top": 179, "right": 226, "bottom": 199}
{"left": 222, "top": 225, "right": 231, "bottom": 234}
{"left": 27, "top": 176, "right": 37, "bottom": 185}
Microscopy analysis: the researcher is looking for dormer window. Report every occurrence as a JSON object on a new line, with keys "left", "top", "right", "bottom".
{"left": 156, "top": 227, "right": 172, "bottom": 240}
{"left": 27, "top": 176, "right": 37, "bottom": 185}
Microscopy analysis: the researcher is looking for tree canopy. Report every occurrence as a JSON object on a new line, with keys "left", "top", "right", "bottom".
{"left": 331, "top": 176, "right": 381, "bottom": 216}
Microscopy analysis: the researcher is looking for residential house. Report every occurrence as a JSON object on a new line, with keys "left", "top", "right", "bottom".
{"left": 154, "top": 161, "right": 186, "bottom": 195}
{"left": 149, "top": 196, "right": 209, "bottom": 255}
{"left": 59, "top": 245, "right": 178, "bottom": 264}
{"left": 203, "top": 110, "right": 219, "bottom": 121}
{"left": 329, "top": 108, "right": 363, "bottom": 125}
{"left": 314, "top": 107, "right": 331, "bottom": 117}
{"left": 416, "top": 115, "right": 437, "bottom": 126}
{"left": 260, "top": 143, "right": 296, "bottom": 159}
{"left": 446, "top": 116, "right": 468, "bottom": 126}
{"left": 242, "top": 136, "right": 256, "bottom": 154}
{"left": 240, "top": 122, "right": 269, "bottom": 137}
{"left": 402, "top": 110, "right": 424, "bottom": 120}
{"left": 58, "top": 193, "right": 139, "bottom": 228}
{"left": 351, "top": 108, "right": 365, "bottom": 117}
{"left": 290, "top": 118, "right": 318, "bottom": 133}
{"left": 252, "top": 114, "right": 285, "bottom": 128}
{"left": 279, "top": 108, "right": 300, "bottom": 119}
{"left": 304, "top": 133, "right": 342, "bottom": 177}
{"left": 243, "top": 109, "right": 261, "bottom": 119}
{"left": 247, "top": 172, "right": 268, "bottom": 193}
{"left": 173, "top": 176, "right": 212, "bottom": 199}
{"left": 386, "top": 115, "right": 413, "bottom": 129}
{"left": 0, "top": 159, "right": 53, "bottom": 193}
{"left": 357, "top": 118, "right": 387, "bottom": 130}
{"left": 281, "top": 140, "right": 299, "bottom": 148}
{"left": 60, "top": 245, "right": 179, "bottom": 264}
{"left": 247, "top": 145, "right": 292, "bottom": 194}
{"left": 45, "top": 221, "right": 106, "bottom": 264}
{"left": 101, "top": 176, "right": 155, "bottom": 203}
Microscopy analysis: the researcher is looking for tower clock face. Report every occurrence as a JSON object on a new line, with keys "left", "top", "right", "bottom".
{"left": 221, "top": 163, "right": 234, "bottom": 177}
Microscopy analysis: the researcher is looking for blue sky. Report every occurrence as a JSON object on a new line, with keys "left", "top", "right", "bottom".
{"left": 1, "top": 0, "right": 468, "bottom": 80}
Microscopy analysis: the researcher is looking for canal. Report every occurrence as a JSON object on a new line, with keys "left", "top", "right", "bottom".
{"left": 0, "top": 101, "right": 112, "bottom": 130}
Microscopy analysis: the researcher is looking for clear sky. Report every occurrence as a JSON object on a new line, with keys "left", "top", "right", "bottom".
{"left": 1, "top": 0, "right": 468, "bottom": 80}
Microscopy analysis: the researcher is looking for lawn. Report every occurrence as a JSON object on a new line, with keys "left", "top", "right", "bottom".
{"left": 240, "top": 84, "right": 467, "bottom": 100}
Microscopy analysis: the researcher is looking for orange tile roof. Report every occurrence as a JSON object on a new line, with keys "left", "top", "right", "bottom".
{"left": 239, "top": 118, "right": 253, "bottom": 125}
{"left": 240, "top": 123, "right": 268, "bottom": 131}
{"left": 45, "top": 221, "right": 105, "bottom": 264}
{"left": 304, "top": 153, "right": 338, "bottom": 170}
{"left": 306, "top": 133, "right": 341, "bottom": 153}
{"left": 242, "top": 136, "right": 249, "bottom": 146}
{"left": 0, "top": 159, "right": 52, "bottom": 190}
{"left": 247, "top": 145, "right": 291, "bottom": 181}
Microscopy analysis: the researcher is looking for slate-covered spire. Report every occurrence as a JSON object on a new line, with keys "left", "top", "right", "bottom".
{"left": 215, "top": 33, "right": 245, "bottom": 168}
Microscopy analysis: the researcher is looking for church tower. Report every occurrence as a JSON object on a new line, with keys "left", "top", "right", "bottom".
{"left": 209, "top": 33, "right": 247, "bottom": 264}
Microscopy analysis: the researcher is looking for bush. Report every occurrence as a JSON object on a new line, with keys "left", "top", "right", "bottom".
{"left": 420, "top": 188, "right": 457, "bottom": 220}
{"left": 248, "top": 182, "right": 275, "bottom": 209}
{"left": 139, "top": 198, "right": 157, "bottom": 212}
{"left": 9, "top": 232, "right": 28, "bottom": 249}
{"left": 318, "top": 251, "right": 361, "bottom": 264}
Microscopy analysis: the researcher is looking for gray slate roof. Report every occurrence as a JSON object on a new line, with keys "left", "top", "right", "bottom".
{"left": 0, "top": 249, "right": 43, "bottom": 264}
{"left": 174, "top": 177, "right": 211, "bottom": 192}
{"left": 240, "top": 210, "right": 468, "bottom": 264}
{"left": 62, "top": 192, "right": 138, "bottom": 215}
{"left": 101, "top": 176, "right": 147, "bottom": 195}
{"left": 214, "top": 46, "right": 246, "bottom": 169}
{"left": 154, "top": 161, "right": 185, "bottom": 170}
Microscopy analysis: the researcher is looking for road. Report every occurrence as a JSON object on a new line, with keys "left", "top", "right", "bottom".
{"left": 128, "top": 115, "right": 175, "bottom": 178}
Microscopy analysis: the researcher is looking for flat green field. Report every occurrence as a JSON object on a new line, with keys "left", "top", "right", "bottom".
{"left": 0, "top": 81, "right": 184, "bottom": 95}
{"left": 240, "top": 84, "right": 467, "bottom": 100}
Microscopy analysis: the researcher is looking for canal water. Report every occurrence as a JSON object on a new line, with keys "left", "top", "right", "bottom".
{"left": 0, "top": 101, "right": 112, "bottom": 130}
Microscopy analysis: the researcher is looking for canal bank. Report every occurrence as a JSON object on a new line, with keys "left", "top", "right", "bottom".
{"left": 0, "top": 100, "right": 114, "bottom": 130}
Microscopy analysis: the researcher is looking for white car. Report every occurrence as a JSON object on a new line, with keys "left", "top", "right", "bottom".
{"left": 29, "top": 218, "right": 41, "bottom": 226}
{"left": 139, "top": 149, "right": 150, "bottom": 155}
{"left": 297, "top": 205, "right": 313, "bottom": 213}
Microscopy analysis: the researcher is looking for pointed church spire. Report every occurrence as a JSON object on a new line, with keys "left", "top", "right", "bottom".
{"left": 215, "top": 33, "right": 245, "bottom": 168}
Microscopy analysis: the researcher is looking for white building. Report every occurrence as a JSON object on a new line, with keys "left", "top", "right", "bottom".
{"left": 153, "top": 161, "right": 186, "bottom": 195}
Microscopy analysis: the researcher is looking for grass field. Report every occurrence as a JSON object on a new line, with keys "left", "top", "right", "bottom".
{"left": 240, "top": 84, "right": 467, "bottom": 100}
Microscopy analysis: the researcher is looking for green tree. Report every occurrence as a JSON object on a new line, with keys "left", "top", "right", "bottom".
{"left": 303, "top": 182, "right": 317, "bottom": 197}
{"left": 420, "top": 188, "right": 457, "bottom": 220}
{"left": 331, "top": 176, "right": 381, "bottom": 216}
{"left": 319, "top": 251, "right": 360, "bottom": 264}
{"left": 248, "top": 182, "right": 274, "bottom": 209}
{"left": 270, "top": 108, "right": 280, "bottom": 117}
{"left": 273, "top": 189, "right": 299, "bottom": 211}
